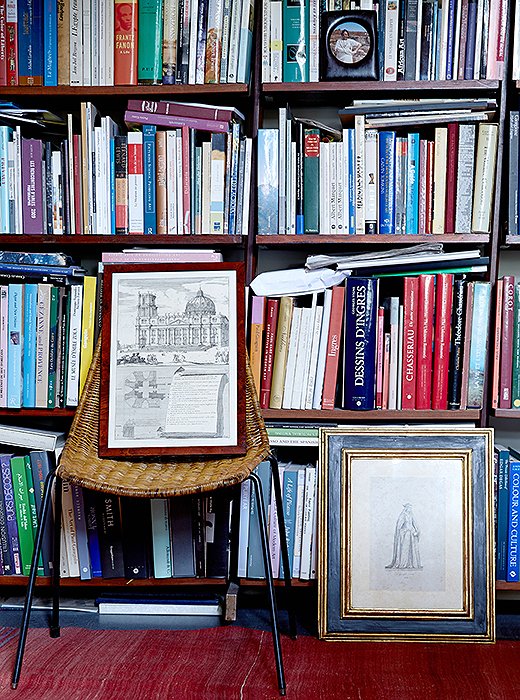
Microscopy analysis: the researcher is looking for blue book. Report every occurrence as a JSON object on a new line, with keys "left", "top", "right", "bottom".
{"left": 18, "top": 0, "right": 43, "bottom": 85}
{"left": 464, "top": 0, "right": 478, "bottom": 79}
{"left": 82, "top": 489, "right": 102, "bottom": 578}
{"left": 7, "top": 284, "right": 23, "bottom": 408}
{"left": 0, "top": 126, "right": 12, "bottom": 234}
{"left": 406, "top": 133, "right": 419, "bottom": 234}
{"left": 22, "top": 284, "right": 38, "bottom": 408}
{"left": 506, "top": 456, "right": 520, "bottom": 582}
{"left": 71, "top": 484, "right": 92, "bottom": 580}
{"left": 257, "top": 129, "right": 279, "bottom": 235}
{"left": 466, "top": 282, "right": 491, "bottom": 409}
{"left": 378, "top": 131, "right": 396, "bottom": 235}
{"left": 495, "top": 444, "right": 510, "bottom": 581}
{"left": 228, "top": 122, "right": 241, "bottom": 236}
{"left": 280, "top": 465, "right": 300, "bottom": 578}
{"left": 343, "top": 277, "right": 378, "bottom": 410}
{"left": 347, "top": 129, "right": 356, "bottom": 235}
{"left": 247, "top": 460, "right": 271, "bottom": 579}
{"left": 0, "top": 453, "right": 21, "bottom": 574}
{"left": 445, "top": 0, "right": 457, "bottom": 79}
{"left": 142, "top": 125, "right": 157, "bottom": 235}
{"left": 29, "top": 450, "right": 54, "bottom": 576}
{"left": 150, "top": 498, "right": 173, "bottom": 578}
{"left": 43, "top": 0, "right": 57, "bottom": 84}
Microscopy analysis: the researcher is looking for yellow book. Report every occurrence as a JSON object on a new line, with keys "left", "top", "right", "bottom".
{"left": 269, "top": 296, "right": 294, "bottom": 409}
{"left": 78, "top": 276, "right": 97, "bottom": 395}
{"left": 249, "top": 295, "right": 266, "bottom": 396}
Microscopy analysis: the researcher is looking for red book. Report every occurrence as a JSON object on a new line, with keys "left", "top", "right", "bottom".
{"left": 416, "top": 274, "right": 435, "bottom": 409}
{"left": 321, "top": 285, "right": 345, "bottom": 410}
{"left": 401, "top": 277, "right": 419, "bottom": 409}
{"left": 444, "top": 124, "right": 459, "bottom": 233}
{"left": 5, "top": 0, "right": 16, "bottom": 85}
{"left": 375, "top": 306, "right": 385, "bottom": 409}
{"left": 114, "top": 0, "right": 138, "bottom": 85}
{"left": 460, "top": 283, "right": 475, "bottom": 410}
{"left": 259, "top": 299, "right": 280, "bottom": 409}
{"left": 126, "top": 99, "right": 244, "bottom": 123}
{"left": 499, "top": 275, "right": 516, "bottom": 409}
{"left": 491, "top": 278, "right": 504, "bottom": 410}
{"left": 181, "top": 125, "right": 191, "bottom": 235}
{"left": 432, "top": 274, "right": 454, "bottom": 410}
{"left": 425, "top": 140, "right": 435, "bottom": 235}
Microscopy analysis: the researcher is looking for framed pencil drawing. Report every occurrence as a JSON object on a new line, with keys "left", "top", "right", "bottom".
{"left": 99, "top": 263, "right": 246, "bottom": 458}
{"left": 319, "top": 427, "right": 495, "bottom": 642}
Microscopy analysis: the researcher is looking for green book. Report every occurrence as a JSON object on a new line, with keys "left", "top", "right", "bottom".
{"left": 10, "top": 455, "right": 34, "bottom": 576}
{"left": 24, "top": 455, "right": 44, "bottom": 575}
{"left": 303, "top": 128, "right": 320, "bottom": 233}
{"left": 511, "top": 284, "right": 520, "bottom": 408}
{"left": 282, "top": 0, "right": 309, "bottom": 82}
{"left": 138, "top": 0, "right": 164, "bottom": 83}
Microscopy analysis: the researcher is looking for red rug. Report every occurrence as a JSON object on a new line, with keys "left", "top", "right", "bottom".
{"left": 0, "top": 625, "right": 518, "bottom": 699}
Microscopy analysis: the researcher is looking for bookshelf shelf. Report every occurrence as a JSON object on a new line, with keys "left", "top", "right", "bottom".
{"left": 503, "top": 236, "right": 520, "bottom": 247}
{"left": 495, "top": 581, "right": 520, "bottom": 590}
{"left": 256, "top": 234, "right": 490, "bottom": 246}
{"left": 0, "top": 575, "right": 311, "bottom": 587}
{"left": 0, "top": 408, "right": 75, "bottom": 418}
{"left": 0, "top": 85, "right": 250, "bottom": 98}
{"left": 262, "top": 409, "right": 481, "bottom": 421}
{"left": 0, "top": 235, "right": 245, "bottom": 248}
{"left": 492, "top": 409, "right": 520, "bottom": 418}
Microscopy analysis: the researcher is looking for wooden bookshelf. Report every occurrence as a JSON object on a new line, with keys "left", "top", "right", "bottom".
{"left": 263, "top": 409, "right": 481, "bottom": 422}
{"left": 256, "top": 234, "right": 490, "bottom": 246}
{"left": 0, "top": 235, "right": 245, "bottom": 248}
{"left": 493, "top": 409, "right": 520, "bottom": 418}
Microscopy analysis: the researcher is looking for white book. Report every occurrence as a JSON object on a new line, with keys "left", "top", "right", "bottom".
{"left": 438, "top": 0, "right": 451, "bottom": 80}
{"left": 237, "top": 0, "right": 254, "bottom": 83}
{"left": 354, "top": 115, "right": 365, "bottom": 235}
{"left": 432, "top": 127, "right": 448, "bottom": 234}
{"left": 12, "top": 126, "right": 22, "bottom": 235}
{"left": 6, "top": 140, "right": 14, "bottom": 233}
{"left": 105, "top": 0, "right": 114, "bottom": 85}
{"left": 473, "top": 0, "right": 485, "bottom": 79}
{"left": 268, "top": 467, "right": 285, "bottom": 578}
{"left": 415, "top": 0, "right": 424, "bottom": 80}
{"left": 98, "top": 0, "right": 107, "bottom": 84}
{"left": 292, "top": 467, "right": 306, "bottom": 579}
{"left": 219, "top": 0, "right": 232, "bottom": 84}
{"left": 291, "top": 297, "right": 316, "bottom": 409}
{"left": 98, "top": 601, "right": 222, "bottom": 615}
{"left": 304, "top": 303, "right": 324, "bottom": 409}
{"left": 188, "top": 0, "right": 200, "bottom": 85}
{"left": 299, "top": 465, "right": 316, "bottom": 581}
{"left": 364, "top": 128, "right": 378, "bottom": 234}
{"left": 312, "top": 288, "right": 333, "bottom": 409}
{"left": 227, "top": 0, "right": 243, "bottom": 82}
{"left": 82, "top": 0, "right": 91, "bottom": 85}
{"left": 282, "top": 306, "right": 303, "bottom": 409}
{"left": 472, "top": 123, "right": 498, "bottom": 234}
{"left": 342, "top": 132, "right": 351, "bottom": 233}
{"left": 201, "top": 140, "right": 212, "bottom": 234}
{"left": 237, "top": 479, "right": 252, "bottom": 578}
{"left": 397, "top": 304, "right": 404, "bottom": 409}
{"left": 93, "top": 126, "right": 103, "bottom": 234}
{"left": 319, "top": 141, "right": 330, "bottom": 234}
{"left": 452, "top": 0, "right": 462, "bottom": 78}
{"left": 335, "top": 141, "right": 344, "bottom": 233}
{"left": 384, "top": 0, "right": 399, "bottom": 80}
{"left": 67, "top": 115, "right": 76, "bottom": 235}
{"left": 455, "top": 124, "right": 476, "bottom": 233}
{"left": 60, "top": 526, "right": 70, "bottom": 577}
{"left": 241, "top": 137, "right": 253, "bottom": 238}
{"left": 166, "top": 131, "right": 178, "bottom": 235}
{"left": 309, "top": 0, "right": 319, "bottom": 82}
{"left": 65, "top": 283, "right": 84, "bottom": 406}
{"left": 61, "top": 480, "right": 80, "bottom": 578}
{"left": 278, "top": 107, "right": 287, "bottom": 234}
{"left": 176, "top": 130, "right": 184, "bottom": 235}
{"left": 91, "top": 0, "right": 99, "bottom": 85}
{"left": 270, "top": 0, "right": 283, "bottom": 82}
{"left": 70, "top": 0, "right": 82, "bottom": 85}
{"left": 127, "top": 131, "right": 144, "bottom": 235}
{"left": 329, "top": 141, "right": 337, "bottom": 233}
{"left": 285, "top": 115, "right": 293, "bottom": 234}
{"left": 388, "top": 297, "right": 399, "bottom": 410}
{"left": 0, "top": 423, "right": 65, "bottom": 453}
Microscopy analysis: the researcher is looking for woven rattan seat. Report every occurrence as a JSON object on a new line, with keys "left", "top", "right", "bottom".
{"left": 58, "top": 339, "right": 271, "bottom": 497}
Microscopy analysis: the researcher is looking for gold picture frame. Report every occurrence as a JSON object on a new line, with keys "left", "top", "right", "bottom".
{"left": 319, "top": 427, "right": 495, "bottom": 642}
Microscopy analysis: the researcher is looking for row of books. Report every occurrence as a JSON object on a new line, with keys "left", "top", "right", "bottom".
{"left": 237, "top": 459, "right": 318, "bottom": 580}
{"left": 0, "top": 100, "right": 252, "bottom": 237}
{"left": 261, "top": 0, "right": 507, "bottom": 83}
{"left": 491, "top": 276, "right": 520, "bottom": 411}
{"left": 250, "top": 273, "right": 491, "bottom": 412}
{"left": 257, "top": 104, "right": 498, "bottom": 237}
{"left": 0, "top": 0, "right": 254, "bottom": 86}
{"left": 495, "top": 444, "right": 520, "bottom": 582}
{"left": 0, "top": 271, "right": 96, "bottom": 409}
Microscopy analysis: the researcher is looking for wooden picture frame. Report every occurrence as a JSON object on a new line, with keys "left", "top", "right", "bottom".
{"left": 319, "top": 427, "right": 495, "bottom": 642}
{"left": 99, "top": 263, "right": 246, "bottom": 458}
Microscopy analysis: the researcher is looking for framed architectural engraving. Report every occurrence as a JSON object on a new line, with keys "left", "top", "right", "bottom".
{"left": 319, "top": 427, "right": 495, "bottom": 642}
{"left": 99, "top": 263, "right": 246, "bottom": 457}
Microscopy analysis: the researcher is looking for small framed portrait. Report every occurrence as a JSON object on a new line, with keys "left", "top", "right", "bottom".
{"left": 99, "top": 263, "right": 246, "bottom": 458}
{"left": 319, "top": 427, "right": 495, "bottom": 642}
{"left": 320, "top": 11, "right": 378, "bottom": 81}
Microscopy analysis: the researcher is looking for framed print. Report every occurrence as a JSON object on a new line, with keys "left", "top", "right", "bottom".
{"left": 99, "top": 263, "right": 246, "bottom": 458}
{"left": 319, "top": 427, "right": 495, "bottom": 642}
{"left": 319, "top": 11, "right": 378, "bottom": 81}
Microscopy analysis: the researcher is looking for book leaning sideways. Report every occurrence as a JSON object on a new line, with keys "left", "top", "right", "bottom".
{"left": 0, "top": 424, "right": 66, "bottom": 456}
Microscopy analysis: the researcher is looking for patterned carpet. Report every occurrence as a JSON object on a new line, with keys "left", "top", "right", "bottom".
{"left": 0, "top": 624, "right": 519, "bottom": 699}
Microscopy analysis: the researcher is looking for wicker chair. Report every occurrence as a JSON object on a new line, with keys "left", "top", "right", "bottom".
{"left": 11, "top": 340, "right": 296, "bottom": 695}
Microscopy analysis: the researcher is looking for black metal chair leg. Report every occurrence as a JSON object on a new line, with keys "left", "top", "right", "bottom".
{"left": 50, "top": 474, "right": 62, "bottom": 638}
{"left": 269, "top": 454, "right": 297, "bottom": 640}
{"left": 249, "top": 472, "right": 286, "bottom": 697}
{"left": 11, "top": 467, "right": 57, "bottom": 689}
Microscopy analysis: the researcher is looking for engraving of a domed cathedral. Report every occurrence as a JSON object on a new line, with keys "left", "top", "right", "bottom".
{"left": 136, "top": 288, "right": 229, "bottom": 350}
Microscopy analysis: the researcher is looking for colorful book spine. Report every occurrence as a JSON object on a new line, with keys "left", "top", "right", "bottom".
{"left": 127, "top": 131, "right": 144, "bottom": 235}
{"left": 432, "top": 274, "right": 454, "bottom": 410}
{"left": 500, "top": 276, "right": 515, "bottom": 408}
{"left": 21, "top": 138, "right": 44, "bottom": 234}
{"left": 29, "top": 450, "right": 53, "bottom": 575}
{"left": 10, "top": 454, "right": 33, "bottom": 575}
{"left": 249, "top": 297, "right": 265, "bottom": 397}
{"left": 512, "top": 283, "right": 520, "bottom": 409}
{"left": 405, "top": 132, "right": 419, "bottom": 234}
{"left": 46, "top": 286, "right": 59, "bottom": 408}
{"left": 448, "top": 277, "right": 467, "bottom": 409}
{"left": 6, "top": 0, "right": 18, "bottom": 85}
{"left": 257, "top": 128, "right": 278, "bottom": 235}
{"left": 378, "top": 131, "right": 396, "bottom": 235}
{"left": 321, "top": 285, "right": 345, "bottom": 410}
{"left": 445, "top": 123, "right": 459, "bottom": 233}
{"left": 259, "top": 298, "right": 280, "bottom": 409}
{"left": 401, "top": 277, "right": 418, "bottom": 409}
{"left": 43, "top": 0, "right": 57, "bottom": 84}
{"left": 23, "top": 454, "right": 44, "bottom": 575}
{"left": 247, "top": 460, "right": 271, "bottom": 579}
{"left": 65, "top": 283, "right": 83, "bottom": 407}
{"left": 142, "top": 124, "right": 157, "bottom": 235}
{"left": 71, "top": 484, "right": 91, "bottom": 580}
{"left": 17, "top": 0, "right": 43, "bottom": 85}
{"left": 343, "top": 278, "right": 378, "bottom": 410}
{"left": 495, "top": 444, "right": 510, "bottom": 581}
{"left": 137, "top": 0, "right": 163, "bottom": 83}
{"left": 466, "top": 281, "right": 491, "bottom": 409}
{"left": 78, "top": 276, "right": 97, "bottom": 397}
{"left": 507, "top": 456, "right": 520, "bottom": 582}
{"left": 209, "top": 131, "right": 226, "bottom": 233}
{"left": 416, "top": 274, "right": 435, "bottom": 409}
{"left": 82, "top": 488, "right": 103, "bottom": 577}
{"left": 0, "top": 452, "right": 20, "bottom": 574}
{"left": 114, "top": 0, "right": 138, "bottom": 85}
{"left": 35, "top": 283, "right": 51, "bottom": 409}
{"left": 7, "top": 283, "right": 22, "bottom": 408}
{"left": 237, "top": 0, "right": 254, "bottom": 83}
{"left": 269, "top": 296, "right": 294, "bottom": 409}
{"left": 282, "top": 0, "right": 309, "bottom": 82}
{"left": 22, "top": 283, "right": 37, "bottom": 407}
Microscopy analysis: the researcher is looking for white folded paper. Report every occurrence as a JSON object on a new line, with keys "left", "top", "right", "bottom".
{"left": 250, "top": 267, "right": 349, "bottom": 297}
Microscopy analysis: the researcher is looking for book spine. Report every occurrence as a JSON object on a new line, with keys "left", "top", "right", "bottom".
{"left": 364, "top": 129, "right": 378, "bottom": 235}
{"left": 7, "top": 283, "right": 22, "bottom": 408}
{"left": 82, "top": 488, "right": 103, "bottom": 577}
{"left": 150, "top": 498, "right": 173, "bottom": 578}
{"left": 21, "top": 138, "right": 44, "bottom": 234}
{"left": 378, "top": 131, "right": 396, "bottom": 235}
{"left": 432, "top": 127, "right": 448, "bottom": 234}
{"left": 138, "top": 0, "right": 163, "bottom": 83}
{"left": 416, "top": 274, "right": 435, "bottom": 409}
{"left": 259, "top": 298, "right": 280, "bottom": 409}
{"left": 507, "top": 459, "right": 520, "bottom": 583}
{"left": 71, "top": 484, "right": 91, "bottom": 579}
{"left": 247, "top": 461, "right": 271, "bottom": 578}
{"left": 303, "top": 128, "right": 319, "bottom": 234}
{"left": 114, "top": 0, "right": 138, "bottom": 84}
{"left": 142, "top": 124, "right": 157, "bottom": 235}
{"left": 34, "top": 283, "right": 50, "bottom": 408}
{"left": 343, "top": 278, "right": 377, "bottom": 410}
{"left": 0, "top": 457, "right": 12, "bottom": 573}
{"left": 269, "top": 296, "right": 293, "bottom": 409}
{"left": 23, "top": 455, "right": 44, "bottom": 575}
{"left": 127, "top": 131, "right": 144, "bottom": 235}
{"left": 466, "top": 281, "right": 491, "bottom": 409}
{"left": 282, "top": 0, "right": 308, "bottom": 82}
{"left": 43, "top": 0, "right": 57, "bottom": 84}
{"left": 512, "top": 283, "right": 520, "bottom": 409}
{"left": 321, "top": 285, "right": 345, "bottom": 410}
{"left": 500, "top": 276, "right": 515, "bottom": 408}
{"left": 47, "top": 286, "right": 59, "bottom": 408}
{"left": 471, "top": 123, "right": 498, "bottom": 234}
{"left": 0, "top": 453, "right": 21, "bottom": 574}
{"left": 401, "top": 277, "right": 418, "bottom": 409}
{"left": 237, "top": 0, "right": 254, "bottom": 83}
{"left": 96, "top": 493, "right": 125, "bottom": 578}
{"left": 432, "top": 274, "right": 454, "bottom": 410}
{"left": 384, "top": 0, "right": 399, "bottom": 80}
{"left": 6, "top": 0, "right": 17, "bottom": 85}
{"left": 209, "top": 131, "right": 225, "bottom": 233}
{"left": 405, "top": 132, "right": 419, "bottom": 234}
{"left": 29, "top": 450, "right": 53, "bottom": 574}
{"left": 78, "top": 276, "right": 96, "bottom": 397}
{"left": 17, "top": 0, "right": 43, "bottom": 85}
{"left": 354, "top": 115, "right": 365, "bottom": 235}
{"left": 65, "top": 283, "right": 83, "bottom": 406}
{"left": 0, "top": 287, "right": 7, "bottom": 406}
{"left": 455, "top": 123, "right": 476, "bottom": 233}
{"left": 444, "top": 123, "right": 459, "bottom": 233}
{"left": 418, "top": 138, "right": 428, "bottom": 233}
{"left": 10, "top": 455, "right": 33, "bottom": 575}
{"left": 496, "top": 446, "right": 510, "bottom": 581}
{"left": 448, "top": 277, "right": 467, "bottom": 409}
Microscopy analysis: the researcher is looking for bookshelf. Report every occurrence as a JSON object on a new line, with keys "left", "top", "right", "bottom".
{"left": 0, "top": 1, "right": 515, "bottom": 596}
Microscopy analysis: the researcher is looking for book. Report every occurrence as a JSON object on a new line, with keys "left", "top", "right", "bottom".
{"left": 96, "top": 492, "right": 125, "bottom": 578}
{"left": 170, "top": 495, "right": 195, "bottom": 578}
{"left": 137, "top": 0, "right": 163, "bottom": 84}
{"left": 506, "top": 454, "right": 520, "bottom": 582}
{"left": 29, "top": 450, "right": 54, "bottom": 575}
{"left": 0, "top": 452, "right": 21, "bottom": 574}
{"left": 466, "top": 281, "right": 491, "bottom": 409}
{"left": 269, "top": 296, "right": 294, "bottom": 409}
{"left": 401, "top": 277, "right": 419, "bottom": 409}
{"left": 114, "top": 0, "right": 138, "bottom": 84}
{"left": 78, "top": 276, "right": 97, "bottom": 396}
{"left": 471, "top": 123, "right": 498, "bottom": 233}
{"left": 500, "top": 276, "right": 515, "bottom": 408}
{"left": 247, "top": 460, "right": 271, "bottom": 579}
{"left": 150, "top": 497, "right": 172, "bottom": 578}
{"left": 10, "top": 454, "right": 34, "bottom": 575}
{"left": 432, "top": 274, "right": 454, "bottom": 410}
{"left": 121, "top": 496, "right": 151, "bottom": 579}
{"left": 96, "top": 594, "right": 222, "bottom": 616}
{"left": 249, "top": 295, "right": 265, "bottom": 396}
{"left": 495, "top": 444, "right": 510, "bottom": 581}
{"left": 259, "top": 298, "right": 280, "bottom": 409}
{"left": 416, "top": 275, "right": 435, "bottom": 409}
{"left": 321, "top": 285, "right": 345, "bottom": 410}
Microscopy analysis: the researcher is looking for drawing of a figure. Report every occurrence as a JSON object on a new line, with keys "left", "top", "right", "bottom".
{"left": 386, "top": 503, "right": 422, "bottom": 570}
